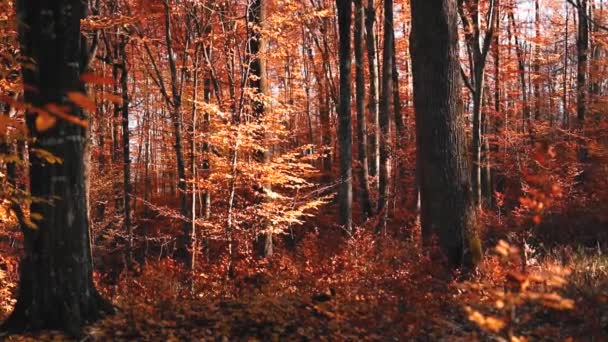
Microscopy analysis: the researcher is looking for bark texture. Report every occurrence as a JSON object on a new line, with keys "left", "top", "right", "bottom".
{"left": 410, "top": 0, "right": 481, "bottom": 269}
{"left": 3, "top": 0, "right": 112, "bottom": 335}
{"left": 336, "top": 0, "right": 353, "bottom": 233}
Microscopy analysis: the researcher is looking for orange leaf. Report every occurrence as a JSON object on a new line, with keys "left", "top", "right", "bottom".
{"left": 45, "top": 103, "right": 89, "bottom": 128}
{"left": 35, "top": 111, "right": 57, "bottom": 132}
{"left": 103, "top": 92, "right": 123, "bottom": 105}
{"left": 80, "top": 72, "right": 114, "bottom": 86}
{"left": 67, "top": 91, "right": 96, "bottom": 112}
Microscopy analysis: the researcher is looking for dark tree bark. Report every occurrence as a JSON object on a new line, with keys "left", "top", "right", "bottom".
{"left": 378, "top": 0, "right": 394, "bottom": 230}
{"left": 118, "top": 35, "right": 133, "bottom": 267}
{"left": 2, "top": 0, "right": 112, "bottom": 335}
{"left": 392, "top": 20, "right": 407, "bottom": 208}
{"left": 410, "top": 0, "right": 481, "bottom": 269}
{"left": 458, "top": 0, "right": 496, "bottom": 208}
{"left": 563, "top": 7, "right": 570, "bottom": 129}
{"left": 365, "top": 0, "right": 380, "bottom": 179}
{"left": 533, "top": 0, "right": 541, "bottom": 121}
{"left": 249, "top": 0, "right": 273, "bottom": 257}
{"left": 336, "top": 0, "right": 353, "bottom": 234}
{"left": 354, "top": 0, "right": 374, "bottom": 219}
{"left": 575, "top": 0, "right": 589, "bottom": 180}
{"left": 508, "top": 10, "right": 530, "bottom": 133}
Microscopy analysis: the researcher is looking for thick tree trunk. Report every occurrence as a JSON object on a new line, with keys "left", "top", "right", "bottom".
{"left": 354, "top": 0, "right": 374, "bottom": 219}
{"left": 336, "top": 0, "right": 354, "bottom": 234}
{"left": 410, "top": 0, "right": 481, "bottom": 269}
{"left": 3, "top": 0, "right": 112, "bottom": 335}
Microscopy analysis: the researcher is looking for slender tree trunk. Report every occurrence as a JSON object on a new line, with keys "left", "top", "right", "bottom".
{"left": 119, "top": 37, "right": 132, "bottom": 267}
{"left": 378, "top": 0, "right": 394, "bottom": 230}
{"left": 391, "top": 4, "right": 405, "bottom": 208}
{"left": 3, "top": 0, "right": 111, "bottom": 335}
{"left": 509, "top": 11, "right": 530, "bottom": 133}
{"left": 249, "top": 0, "right": 273, "bottom": 257}
{"left": 563, "top": 7, "right": 570, "bottom": 129}
{"left": 336, "top": 0, "right": 354, "bottom": 234}
{"left": 190, "top": 48, "right": 200, "bottom": 271}
{"left": 202, "top": 76, "right": 212, "bottom": 220}
{"left": 576, "top": 0, "right": 589, "bottom": 179}
{"left": 354, "top": 0, "right": 374, "bottom": 219}
{"left": 366, "top": 0, "right": 380, "bottom": 180}
{"left": 410, "top": 0, "right": 481, "bottom": 269}
{"left": 458, "top": 0, "right": 496, "bottom": 209}
{"left": 472, "top": 64, "right": 484, "bottom": 208}
{"left": 162, "top": 0, "right": 190, "bottom": 258}
{"left": 533, "top": 0, "right": 541, "bottom": 121}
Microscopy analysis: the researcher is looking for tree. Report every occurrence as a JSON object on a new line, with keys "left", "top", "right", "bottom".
{"left": 354, "top": 0, "right": 374, "bottom": 219}
{"left": 410, "top": 0, "right": 481, "bottom": 268}
{"left": 336, "top": 0, "right": 353, "bottom": 233}
{"left": 365, "top": 0, "right": 380, "bottom": 179}
{"left": 575, "top": 0, "right": 589, "bottom": 180}
{"left": 137, "top": 0, "right": 192, "bottom": 260}
{"left": 248, "top": 0, "right": 273, "bottom": 257}
{"left": 2, "top": 0, "right": 111, "bottom": 335}
{"left": 458, "top": 0, "right": 497, "bottom": 208}
{"left": 378, "top": 0, "right": 395, "bottom": 229}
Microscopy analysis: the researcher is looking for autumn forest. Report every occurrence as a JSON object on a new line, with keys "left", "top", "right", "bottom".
{"left": 1, "top": 0, "right": 608, "bottom": 340}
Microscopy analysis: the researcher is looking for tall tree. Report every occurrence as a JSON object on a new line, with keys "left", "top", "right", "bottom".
{"left": 458, "top": 0, "right": 497, "bottom": 208}
{"left": 354, "top": 0, "right": 374, "bottom": 219}
{"left": 378, "top": 0, "right": 394, "bottom": 229}
{"left": 336, "top": 0, "right": 353, "bottom": 233}
{"left": 2, "top": 0, "right": 111, "bottom": 334}
{"left": 575, "top": 0, "right": 589, "bottom": 178}
{"left": 365, "top": 0, "right": 380, "bottom": 179}
{"left": 410, "top": 0, "right": 481, "bottom": 268}
{"left": 533, "top": 0, "right": 542, "bottom": 121}
{"left": 248, "top": 0, "right": 273, "bottom": 257}
{"left": 138, "top": 0, "right": 191, "bottom": 259}
{"left": 119, "top": 34, "right": 133, "bottom": 267}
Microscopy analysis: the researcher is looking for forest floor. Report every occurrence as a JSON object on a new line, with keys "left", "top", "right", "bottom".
{"left": 1, "top": 204, "right": 608, "bottom": 341}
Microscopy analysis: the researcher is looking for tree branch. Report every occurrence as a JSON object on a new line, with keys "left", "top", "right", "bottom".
{"left": 566, "top": 0, "right": 608, "bottom": 32}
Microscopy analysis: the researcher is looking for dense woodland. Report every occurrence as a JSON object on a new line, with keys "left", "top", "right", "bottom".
{"left": 1, "top": 0, "right": 607, "bottom": 340}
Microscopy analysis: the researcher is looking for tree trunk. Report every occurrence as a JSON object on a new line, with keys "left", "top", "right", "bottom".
{"left": 509, "top": 10, "right": 530, "bottom": 133}
{"left": 563, "top": 7, "right": 570, "bottom": 129}
{"left": 3, "top": 0, "right": 112, "bottom": 335}
{"left": 162, "top": 0, "right": 190, "bottom": 258}
{"left": 249, "top": 0, "right": 273, "bottom": 257}
{"left": 119, "top": 36, "right": 133, "bottom": 267}
{"left": 576, "top": 0, "right": 589, "bottom": 180}
{"left": 378, "top": 0, "right": 394, "bottom": 230}
{"left": 354, "top": 0, "right": 374, "bottom": 219}
{"left": 533, "top": 0, "right": 541, "bottom": 121}
{"left": 392, "top": 20, "right": 406, "bottom": 207}
{"left": 471, "top": 64, "right": 484, "bottom": 208}
{"left": 336, "top": 0, "right": 354, "bottom": 234}
{"left": 410, "top": 0, "right": 481, "bottom": 269}
{"left": 366, "top": 0, "right": 380, "bottom": 180}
